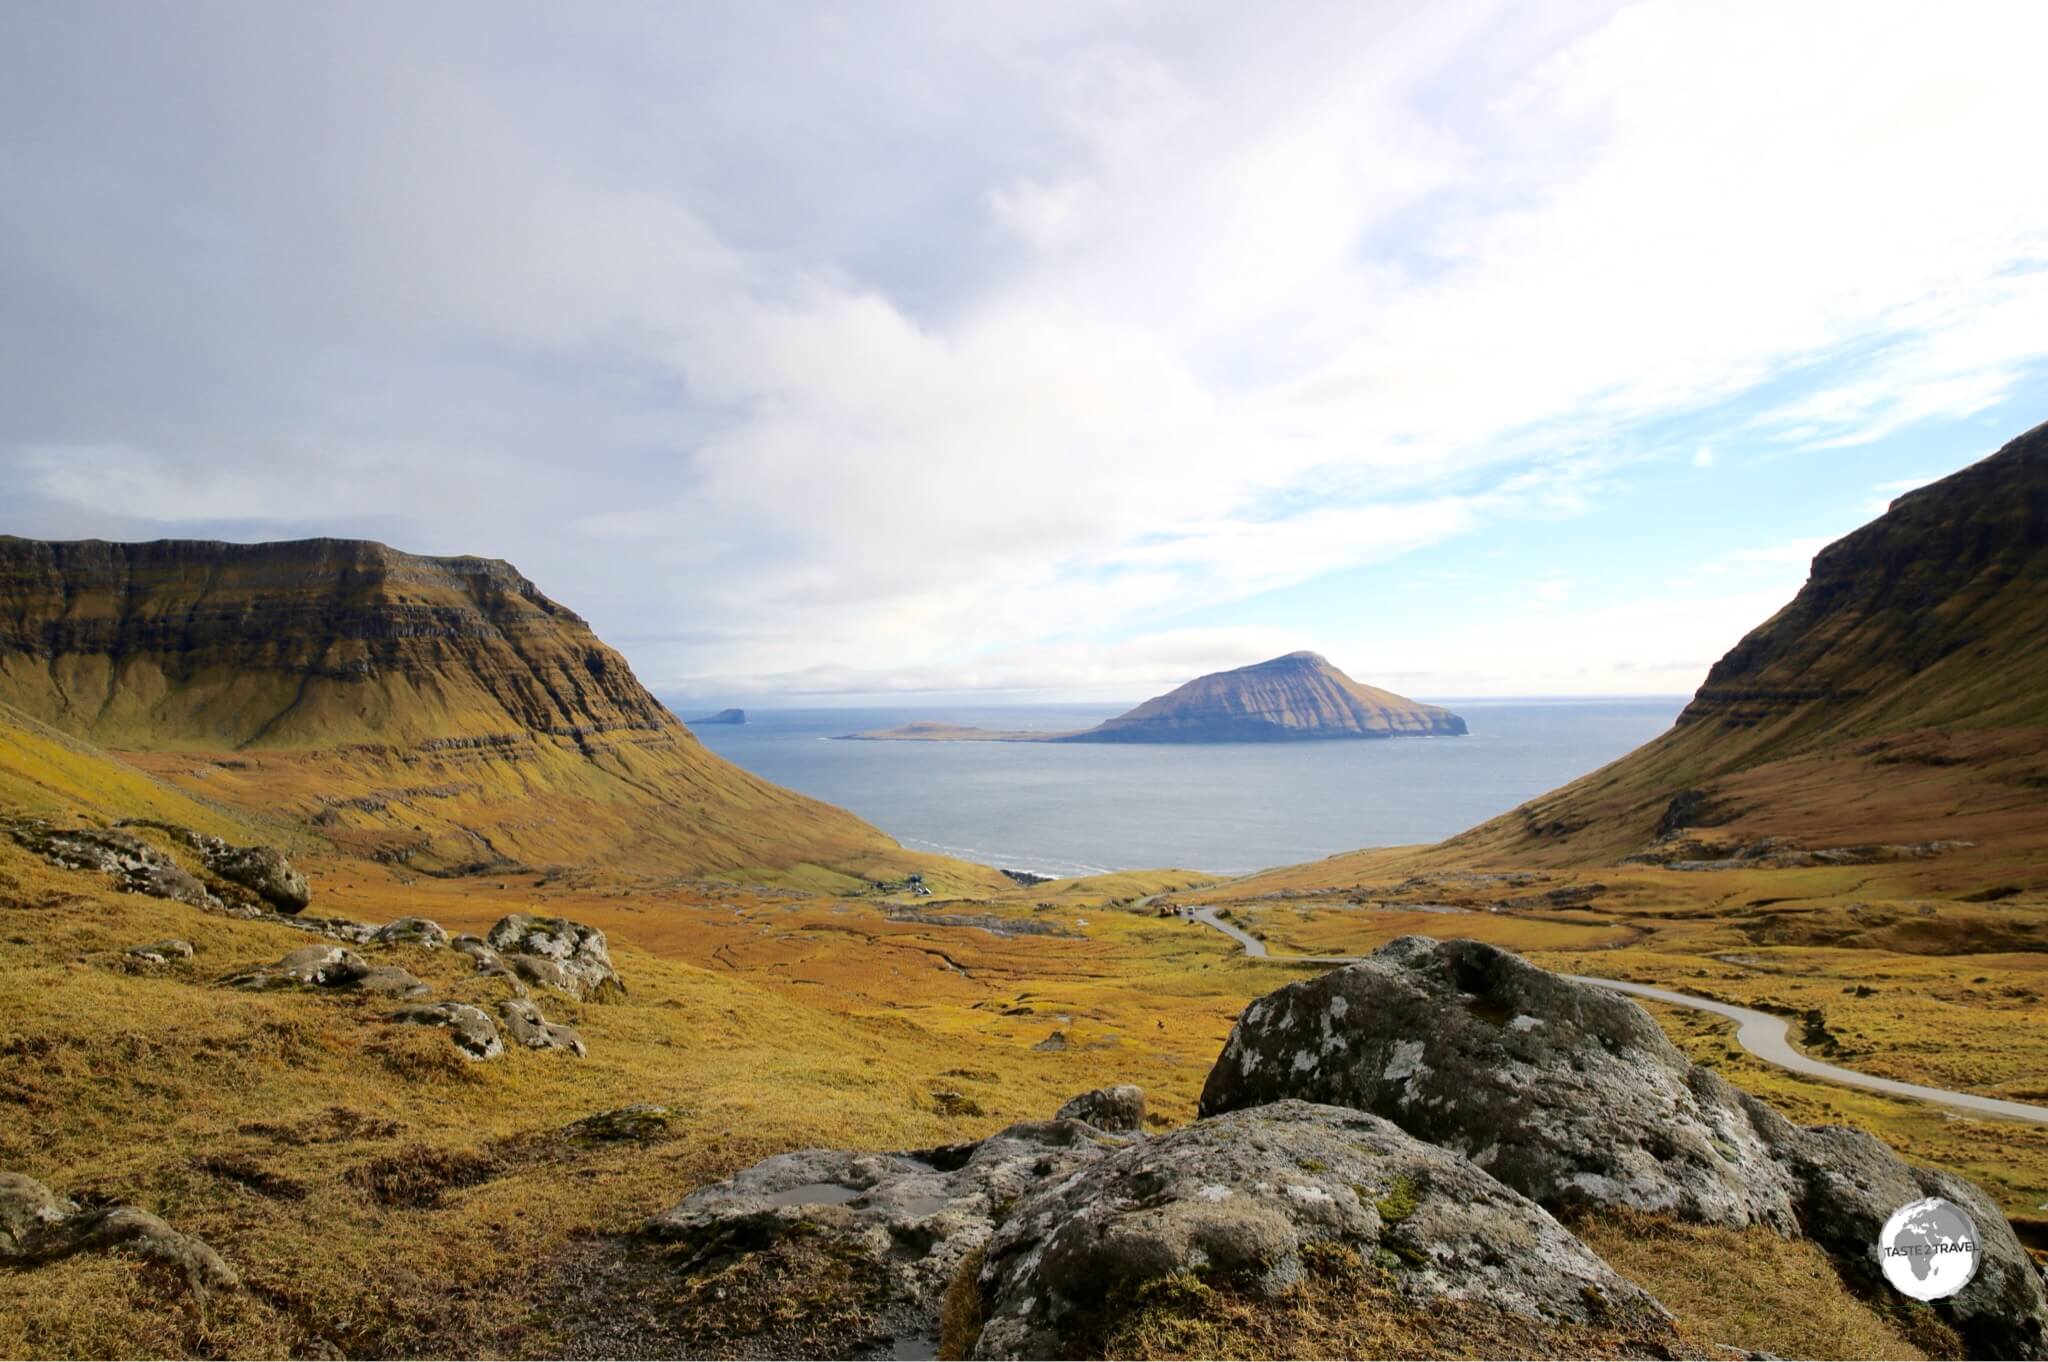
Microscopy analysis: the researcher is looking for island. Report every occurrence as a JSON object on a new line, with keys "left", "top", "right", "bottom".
{"left": 689, "top": 708, "right": 747, "bottom": 725}
{"left": 834, "top": 652, "right": 1466, "bottom": 743}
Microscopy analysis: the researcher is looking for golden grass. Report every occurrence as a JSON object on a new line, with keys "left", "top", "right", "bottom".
{"left": 1577, "top": 1211, "right": 1947, "bottom": 1360}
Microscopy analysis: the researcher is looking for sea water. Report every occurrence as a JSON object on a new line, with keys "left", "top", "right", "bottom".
{"left": 679, "top": 699, "right": 1685, "bottom": 878}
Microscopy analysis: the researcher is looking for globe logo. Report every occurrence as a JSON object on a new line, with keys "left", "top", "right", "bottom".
{"left": 1878, "top": 1197, "right": 1981, "bottom": 1301}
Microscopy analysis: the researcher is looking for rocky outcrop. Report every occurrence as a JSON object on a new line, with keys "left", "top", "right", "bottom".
{"left": 485, "top": 914, "right": 623, "bottom": 1000}
{"left": 972, "top": 1101, "right": 1671, "bottom": 1360}
{"left": 643, "top": 1117, "right": 1120, "bottom": 1359}
{"left": 387, "top": 1002, "right": 503, "bottom": 1060}
{"left": 112, "top": 821, "right": 312, "bottom": 913}
{"left": 3, "top": 818, "right": 216, "bottom": 908}
{"left": 0, "top": 1171, "right": 237, "bottom": 1293}
{"left": 1053, "top": 1085, "right": 1145, "bottom": 1132}
{"left": 1200, "top": 936, "right": 1800, "bottom": 1229}
{"left": 1201, "top": 937, "right": 2048, "bottom": 1358}
{"left": 497, "top": 998, "right": 585, "bottom": 1056}
{"left": 1058, "top": 652, "right": 1466, "bottom": 743}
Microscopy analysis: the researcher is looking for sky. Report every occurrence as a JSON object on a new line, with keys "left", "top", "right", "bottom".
{"left": 3, "top": 1, "right": 2045, "bottom": 706}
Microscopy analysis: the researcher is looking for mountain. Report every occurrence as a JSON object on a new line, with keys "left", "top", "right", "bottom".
{"left": 1057, "top": 652, "right": 1466, "bottom": 743}
{"left": 0, "top": 536, "right": 996, "bottom": 889}
{"left": 1443, "top": 420, "right": 2048, "bottom": 867}
{"left": 689, "top": 708, "right": 746, "bottom": 725}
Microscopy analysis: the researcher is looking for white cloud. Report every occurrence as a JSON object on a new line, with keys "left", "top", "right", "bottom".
{"left": 3, "top": 1, "right": 2045, "bottom": 696}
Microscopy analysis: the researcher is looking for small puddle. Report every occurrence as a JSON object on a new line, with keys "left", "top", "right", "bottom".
{"left": 894, "top": 1194, "right": 952, "bottom": 1218}
{"left": 762, "top": 1181, "right": 864, "bottom": 1208}
{"left": 889, "top": 1333, "right": 939, "bottom": 1360}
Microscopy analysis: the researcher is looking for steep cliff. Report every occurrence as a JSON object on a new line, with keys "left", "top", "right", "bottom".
{"left": 1444, "top": 420, "right": 2048, "bottom": 865}
{"left": 1059, "top": 652, "right": 1466, "bottom": 743}
{"left": 0, "top": 537, "right": 989, "bottom": 887}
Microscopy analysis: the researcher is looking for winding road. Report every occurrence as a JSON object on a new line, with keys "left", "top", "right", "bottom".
{"left": 1185, "top": 906, "right": 2048, "bottom": 1126}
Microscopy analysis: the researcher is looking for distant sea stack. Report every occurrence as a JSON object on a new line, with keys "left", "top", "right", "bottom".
{"left": 1059, "top": 652, "right": 1466, "bottom": 743}
{"left": 690, "top": 708, "right": 747, "bottom": 725}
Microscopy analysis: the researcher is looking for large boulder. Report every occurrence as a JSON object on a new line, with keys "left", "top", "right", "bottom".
{"left": 204, "top": 842, "right": 311, "bottom": 914}
{"left": 639, "top": 1118, "right": 1122, "bottom": 1359}
{"left": 1054, "top": 1084, "right": 1145, "bottom": 1132}
{"left": 388, "top": 1001, "right": 503, "bottom": 1060}
{"left": 0, "top": 1171, "right": 237, "bottom": 1293}
{"left": 970, "top": 1101, "right": 1672, "bottom": 1360}
{"left": 486, "top": 914, "right": 623, "bottom": 1000}
{"left": 1199, "top": 936, "right": 1800, "bottom": 1230}
{"left": 1201, "top": 937, "right": 2048, "bottom": 1359}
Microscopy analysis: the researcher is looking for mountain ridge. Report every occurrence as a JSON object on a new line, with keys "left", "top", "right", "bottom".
{"left": 0, "top": 535, "right": 1004, "bottom": 890}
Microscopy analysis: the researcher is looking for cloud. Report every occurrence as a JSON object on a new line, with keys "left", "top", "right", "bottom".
{"left": 1692, "top": 447, "right": 1714, "bottom": 469}
{"left": 2, "top": 1, "right": 2044, "bottom": 697}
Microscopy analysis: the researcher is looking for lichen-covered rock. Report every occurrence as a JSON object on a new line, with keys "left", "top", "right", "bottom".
{"left": 353, "top": 965, "right": 430, "bottom": 998}
{"left": 124, "top": 939, "right": 195, "bottom": 964}
{"left": 486, "top": 914, "right": 623, "bottom": 1000}
{"left": 220, "top": 945, "right": 370, "bottom": 990}
{"left": 1199, "top": 936, "right": 1799, "bottom": 1230}
{"left": 3, "top": 819, "right": 217, "bottom": 908}
{"left": 205, "top": 841, "right": 311, "bottom": 913}
{"left": 498, "top": 998, "right": 585, "bottom": 1056}
{"left": 641, "top": 1119, "right": 1120, "bottom": 1357}
{"left": 1054, "top": 1084, "right": 1145, "bottom": 1132}
{"left": 388, "top": 1001, "right": 503, "bottom": 1060}
{"left": 1200, "top": 937, "right": 2048, "bottom": 1359}
{"left": 565, "top": 1104, "right": 675, "bottom": 1142}
{"left": 1743, "top": 1105, "right": 2048, "bottom": 1359}
{"left": 0, "top": 1171, "right": 237, "bottom": 1293}
{"left": 971, "top": 1101, "right": 1671, "bottom": 1360}
{"left": 370, "top": 916, "right": 448, "bottom": 949}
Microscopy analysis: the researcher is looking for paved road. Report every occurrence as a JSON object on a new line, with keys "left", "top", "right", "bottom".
{"left": 1184, "top": 906, "right": 2048, "bottom": 1126}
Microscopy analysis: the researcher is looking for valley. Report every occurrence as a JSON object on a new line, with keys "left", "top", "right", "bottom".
{"left": 1, "top": 426, "right": 2045, "bottom": 1359}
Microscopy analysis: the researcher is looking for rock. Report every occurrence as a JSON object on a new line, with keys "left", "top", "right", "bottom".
{"left": 565, "top": 1104, "right": 675, "bottom": 1142}
{"left": 388, "top": 1001, "right": 503, "bottom": 1060}
{"left": 1054, "top": 1085, "right": 1145, "bottom": 1132}
{"left": 353, "top": 965, "right": 430, "bottom": 998}
{"left": 497, "top": 998, "right": 586, "bottom": 1056}
{"left": 370, "top": 916, "right": 448, "bottom": 949}
{"left": 3, "top": 818, "right": 217, "bottom": 908}
{"left": 1743, "top": 1107, "right": 2048, "bottom": 1359}
{"left": 450, "top": 934, "right": 504, "bottom": 968}
{"left": 205, "top": 842, "right": 311, "bottom": 914}
{"left": 641, "top": 1119, "right": 1121, "bottom": 1357}
{"left": 124, "top": 939, "right": 195, "bottom": 964}
{"left": 1199, "top": 936, "right": 1800, "bottom": 1230}
{"left": 1032, "top": 1030, "right": 1068, "bottom": 1053}
{"left": 221, "top": 945, "right": 370, "bottom": 990}
{"left": 1200, "top": 937, "right": 2048, "bottom": 1359}
{"left": 970, "top": 1101, "right": 1671, "bottom": 1360}
{"left": 485, "top": 914, "right": 623, "bottom": 1000}
{"left": 0, "top": 1171, "right": 237, "bottom": 1293}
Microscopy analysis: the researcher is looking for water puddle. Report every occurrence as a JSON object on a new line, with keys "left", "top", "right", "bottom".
{"left": 762, "top": 1181, "right": 864, "bottom": 1207}
{"left": 893, "top": 1194, "right": 952, "bottom": 1218}
{"left": 889, "top": 1333, "right": 939, "bottom": 1360}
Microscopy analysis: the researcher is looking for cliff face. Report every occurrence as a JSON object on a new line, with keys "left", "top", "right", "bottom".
{"left": 1061, "top": 652, "right": 1466, "bottom": 743}
{"left": 0, "top": 537, "right": 976, "bottom": 886}
{"left": 0, "top": 537, "right": 676, "bottom": 749}
{"left": 1445, "top": 421, "right": 2048, "bottom": 865}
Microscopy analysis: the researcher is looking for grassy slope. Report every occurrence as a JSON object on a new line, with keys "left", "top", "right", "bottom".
{"left": 0, "top": 536, "right": 1009, "bottom": 894}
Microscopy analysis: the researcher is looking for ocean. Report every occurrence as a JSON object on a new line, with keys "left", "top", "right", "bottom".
{"left": 680, "top": 699, "right": 1686, "bottom": 878}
